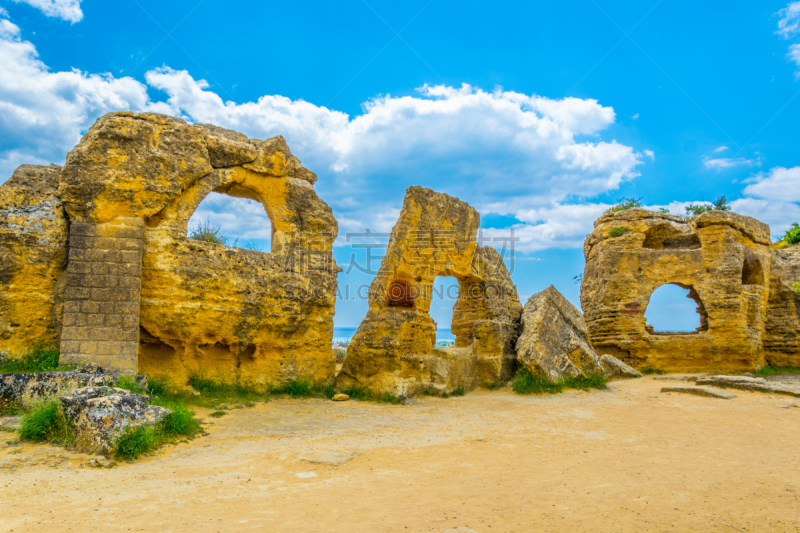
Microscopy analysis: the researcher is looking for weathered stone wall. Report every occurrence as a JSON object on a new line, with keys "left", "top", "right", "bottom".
{"left": 581, "top": 209, "right": 772, "bottom": 372}
{"left": 764, "top": 247, "right": 800, "bottom": 367}
{"left": 59, "top": 218, "right": 144, "bottom": 372}
{"left": 54, "top": 112, "right": 339, "bottom": 383}
{"left": 336, "top": 186, "right": 522, "bottom": 396}
{"left": 0, "top": 165, "right": 68, "bottom": 354}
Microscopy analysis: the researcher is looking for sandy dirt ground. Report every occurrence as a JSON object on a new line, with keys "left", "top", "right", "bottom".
{"left": 2, "top": 376, "right": 800, "bottom": 533}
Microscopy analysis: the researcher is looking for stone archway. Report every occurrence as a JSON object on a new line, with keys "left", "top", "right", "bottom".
{"left": 336, "top": 187, "right": 522, "bottom": 397}
{"left": 55, "top": 112, "right": 340, "bottom": 382}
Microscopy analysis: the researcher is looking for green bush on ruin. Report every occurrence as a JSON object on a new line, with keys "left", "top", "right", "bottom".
{"left": 512, "top": 368, "right": 607, "bottom": 395}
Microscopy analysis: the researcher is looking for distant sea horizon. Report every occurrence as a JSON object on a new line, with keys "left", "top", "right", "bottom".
{"left": 333, "top": 327, "right": 455, "bottom": 342}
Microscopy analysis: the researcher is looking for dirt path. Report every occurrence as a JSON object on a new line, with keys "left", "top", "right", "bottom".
{"left": 2, "top": 377, "right": 800, "bottom": 532}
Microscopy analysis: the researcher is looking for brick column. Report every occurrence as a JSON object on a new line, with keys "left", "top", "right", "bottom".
{"left": 59, "top": 217, "right": 144, "bottom": 374}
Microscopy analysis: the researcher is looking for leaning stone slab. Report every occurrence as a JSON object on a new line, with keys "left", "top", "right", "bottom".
{"left": 661, "top": 386, "right": 736, "bottom": 399}
{"left": 515, "top": 286, "right": 604, "bottom": 382}
{"left": 695, "top": 375, "right": 800, "bottom": 398}
{"left": 60, "top": 386, "right": 170, "bottom": 453}
{"left": 600, "top": 354, "right": 642, "bottom": 378}
{"left": 0, "top": 364, "right": 113, "bottom": 407}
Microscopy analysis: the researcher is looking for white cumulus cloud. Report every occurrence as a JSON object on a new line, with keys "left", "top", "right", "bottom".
{"left": 777, "top": 2, "right": 800, "bottom": 38}
{"left": 0, "top": 18, "right": 170, "bottom": 178}
{"left": 0, "top": 21, "right": 649, "bottom": 254}
{"left": 12, "top": 0, "right": 83, "bottom": 23}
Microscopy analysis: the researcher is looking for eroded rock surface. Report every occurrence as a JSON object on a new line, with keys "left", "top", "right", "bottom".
{"left": 581, "top": 209, "right": 772, "bottom": 372}
{"left": 515, "top": 286, "right": 603, "bottom": 381}
{"left": 764, "top": 247, "right": 800, "bottom": 367}
{"left": 660, "top": 386, "right": 736, "bottom": 399}
{"left": 0, "top": 364, "right": 112, "bottom": 407}
{"left": 60, "top": 386, "right": 169, "bottom": 453}
{"left": 0, "top": 111, "right": 340, "bottom": 383}
{"left": 0, "top": 165, "right": 68, "bottom": 353}
{"left": 336, "top": 187, "right": 522, "bottom": 396}
{"left": 695, "top": 375, "right": 800, "bottom": 397}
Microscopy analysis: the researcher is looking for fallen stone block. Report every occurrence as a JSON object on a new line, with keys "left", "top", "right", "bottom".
{"left": 0, "top": 364, "right": 113, "bottom": 407}
{"left": 600, "top": 354, "right": 642, "bottom": 378}
{"left": 60, "top": 386, "right": 170, "bottom": 453}
{"left": 331, "top": 393, "right": 349, "bottom": 401}
{"left": 660, "top": 386, "right": 736, "bottom": 399}
{"left": 695, "top": 375, "right": 800, "bottom": 398}
{"left": 515, "top": 286, "right": 604, "bottom": 382}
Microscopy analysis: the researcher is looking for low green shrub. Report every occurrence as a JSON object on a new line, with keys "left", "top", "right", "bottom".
{"left": 756, "top": 365, "right": 800, "bottom": 377}
{"left": 781, "top": 223, "right": 800, "bottom": 246}
{"left": 270, "top": 380, "right": 335, "bottom": 399}
{"left": 115, "top": 376, "right": 146, "bottom": 394}
{"left": 209, "top": 410, "right": 227, "bottom": 418}
{"left": 512, "top": 369, "right": 607, "bottom": 395}
{"left": 0, "top": 342, "right": 66, "bottom": 373}
{"left": 18, "top": 400, "right": 74, "bottom": 445}
{"left": 608, "top": 227, "right": 630, "bottom": 238}
{"left": 114, "top": 404, "right": 201, "bottom": 460}
{"left": 115, "top": 425, "right": 156, "bottom": 460}
{"left": 606, "top": 197, "right": 642, "bottom": 213}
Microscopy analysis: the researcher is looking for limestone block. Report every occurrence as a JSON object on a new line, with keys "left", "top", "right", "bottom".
{"left": 515, "top": 286, "right": 604, "bottom": 382}
{"left": 0, "top": 164, "right": 68, "bottom": 353}
{"left": 764, "top": 247, "right": 800, "bottom": 366}
{"left": 660, "top": 386, "right": 736, "bottom": 399}
{"left": 336, "top": 186, "right": 522, "bottom": 396}
{"left": 60, "top": 386, "right": 169, "bottom": 453}
{"left": 581, "top": 209, "right": 771, "bottom": 372}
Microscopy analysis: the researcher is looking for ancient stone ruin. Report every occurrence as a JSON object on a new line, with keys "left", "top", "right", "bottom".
{"left": 2, "top": 112, "right": 799, "bottom": 395}
{"left": 580, "top": 208, "right": 799, "bottom": 371}
{"left": 0, "top": 112, "right": 339, "bottom": 385}
{"left": 336, "top": 186, "right": 522, "bottom": 396}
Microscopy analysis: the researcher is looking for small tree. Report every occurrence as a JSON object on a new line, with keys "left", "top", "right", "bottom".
{"left": 684, "top": 196, "right": 731, "bottom": 219}
{"left": 607, "top": 197, "right": 642, "bottom": 214}
{"left": 782, "top": 223, "right": 800, "bottom": 246}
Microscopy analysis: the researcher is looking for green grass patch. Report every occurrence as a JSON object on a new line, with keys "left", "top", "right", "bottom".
{"left": 114, "top": 425, "right": 156, "bottom": 460}
{"left": 114, "top": 404, "right": 202, "bottom": 461}
{"left": 270, "top": 379, "right": 335, "bottom": 399}
{"left": 18, "top": 400, "right": 74, "bottom": 445}
{"left": 0, "top": 342, "right": 73, "bottom": 373}
{"left": 209, "top": 410, "right": 227, "bottom": 418}
{"left": 512, "top": 369, "right": 608, "bottom": 395}
{"left": 608, "top": 226, "right": 630, "bottom": 238}
{"left": 115, "top": 375, "right": 147, "bottom": 394}
{"left": 756, "top": 365, "right": 800, "bottom": 377}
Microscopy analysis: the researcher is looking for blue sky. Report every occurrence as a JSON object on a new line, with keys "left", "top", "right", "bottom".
{"left": 1, "top": 0, "right": 799, "bottom": 332}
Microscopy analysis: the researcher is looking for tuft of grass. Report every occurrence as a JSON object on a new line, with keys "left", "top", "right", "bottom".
{"left": 188, "top": 218, "right": 231, "bottom": 245}
{"left": 608, "top": 227, "right": 630, "bottom": 238}
{"left": 18, "top": 400, "right": 74, "bottom": 445}
{"left": 114, "top": 404, "right": 202, "bottom": 460}
{"left": 209, "top": 411, "right": 227, "bottom": 418}
{"left": 0, "top": 342, "right": 71, "bottom": 373}
{"left": 115, "top": 376, "right": 146, "bottom": 394}
{"left": 639, "top": 366, "right": 661, "bottom": 375}
{"left": 114, "top": 425, "right": 156, "bottom": 460}
{"left": 159, "top": 404, "right": 201, "bottom": 436}
{"left": 483, "top": 382, "right": 504, "bottom": 391}
{"left": 146, "top": 375, "right": 170, "bottom": 397}
{"left": 333, "top": 348, "right": 346, "bottom": 364}
{"left": 756, "top": 365, "right": 800, "bottom": 377}
{"left": 512, "top": 368, "right": 607, "bottom": 395}
{"left": 336, "top": 385, "right": 404, "bottom": 404}
{"left": 0, "top": 397, "right": 21, "bottom": 416}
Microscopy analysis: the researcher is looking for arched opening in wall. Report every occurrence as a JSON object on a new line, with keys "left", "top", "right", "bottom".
{"left": 187, "top": 191, "right": 272, "bottom": 252}
{"left": 642, "top": 225, "right": 701, "bottom": 250}
{"left": 430, "top": 276, "right": 460, "bottom": 349}
{"left": 644, "top": 283, "right": 709, "bottom": 335}
{"left": 741, "top": 249, "right": 764, "bottom": 286}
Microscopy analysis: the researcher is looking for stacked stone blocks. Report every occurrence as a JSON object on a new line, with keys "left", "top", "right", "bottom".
{"left": 59, "top": 217, "right": 144, "bottom": 373}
